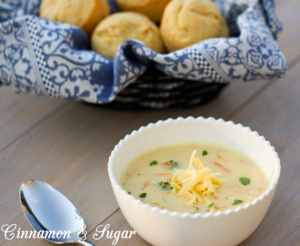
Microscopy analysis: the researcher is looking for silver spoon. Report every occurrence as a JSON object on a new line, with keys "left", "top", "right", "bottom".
{"left": 20, "top": 179, "right": 94, "bottom": 245}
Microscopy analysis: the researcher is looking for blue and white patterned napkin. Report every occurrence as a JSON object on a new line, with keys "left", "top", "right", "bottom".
{"left": 0, "top": 0, "right": 287, "bottom": 104}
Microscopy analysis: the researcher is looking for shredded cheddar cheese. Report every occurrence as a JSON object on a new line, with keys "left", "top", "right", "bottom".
{"left": 171, "top": 150, "right": 225, "bottom": 208}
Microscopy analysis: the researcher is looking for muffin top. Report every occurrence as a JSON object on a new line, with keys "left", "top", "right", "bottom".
{"left": 160, "top": 0, "right": 229, "bottom": 52}
{"left": 91, "top": 12, "right": 164, "bottom": 59}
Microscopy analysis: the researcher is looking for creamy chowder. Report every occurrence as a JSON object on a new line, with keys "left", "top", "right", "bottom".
{"left": 120, "top": 143, "right": 268, "bottom": 214}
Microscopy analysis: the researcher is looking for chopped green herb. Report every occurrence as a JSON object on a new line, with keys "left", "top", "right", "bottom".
{"left": 123, "top": 183, "right": 126, "bottom": 185}
{"left": 137, "top": 173, "right": 140, "bottom": 176}
{"left": 202, "top": 150, "right": 208, "bottom": 156}
{"left": 168, "top": 160, "right": 178, "bottom": 169}
{"left": 127, "top": 191, "right": 131, "bottom": 195}
{"left": 150, "top": 160, "right": 158, "bottom": 166}
{"left": 208, "top": 202, "right": 215, "bottom": 208}
{"left": 239, "top": 177, "right": 251, "bottom": 186}
{"left": 193, "top": 206, "right": 200, "bottom": 214}
{"left": 158, "top": 181, "right": 173, "bottom": 190}
{"left": 233, "top": 199, "right": 243, "bottom": 205}
{"left": 139, "top": 193, "right": 147, "bottom": 198}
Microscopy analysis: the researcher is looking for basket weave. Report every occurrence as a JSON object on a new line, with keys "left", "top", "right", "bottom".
{"left": 110, "top": 67, "right": 228, "bottom": 109}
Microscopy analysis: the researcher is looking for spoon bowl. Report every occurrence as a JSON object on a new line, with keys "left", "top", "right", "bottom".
{"left": 20, "top": 179, "right": 93, "bottom": 245}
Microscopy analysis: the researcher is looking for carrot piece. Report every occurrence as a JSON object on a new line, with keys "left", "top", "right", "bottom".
{"left": 153, "top": 173, "right": 169, "bottom": 176}
{"left": 213, "top": 162, "right": 231, "bottom": 173}
{"left": 151, "top": 202, "right": 159, "bottom": 206}
{"left": 215, "top": 205, "right": 229, "bottom": 209}
{"left": 142, "top": 181, "right": 151, "bottom": 189}
{"left": 162, "top": 162, "right": 171, "bottom": 167}
{"left": 214, "top": 196, "right": 218, "bottom": 200}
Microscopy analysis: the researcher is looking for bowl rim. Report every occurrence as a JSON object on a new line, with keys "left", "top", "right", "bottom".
{"left": 108, "top": 116, "right": 281, "bottom": 218}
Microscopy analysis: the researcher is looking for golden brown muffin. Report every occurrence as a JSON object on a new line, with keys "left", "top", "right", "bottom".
{"left": 117, "top": 0, "right": 171, "bottom": 23}
{"left": 160, "top": 0, "right": 229, "bottom": 52}
{"left": 91, "top": 12, "right": 164, "bottom": 59}
{"left": 40, "top": 0, "right": 110, "bottom": 35}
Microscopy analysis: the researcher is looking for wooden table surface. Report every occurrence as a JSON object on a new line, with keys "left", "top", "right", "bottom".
{"left": 0, "top": 0, "right": 299, "bottom": 245}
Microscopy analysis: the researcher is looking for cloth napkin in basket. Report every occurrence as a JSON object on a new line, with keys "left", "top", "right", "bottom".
{"left": 0, "top": 0, "right": 287, "bottom": 103}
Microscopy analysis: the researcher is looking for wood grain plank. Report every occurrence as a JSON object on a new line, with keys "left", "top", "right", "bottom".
{"left": 85, "top": 209, "right": 150, "bottom": 246}
{"left": 0, "top": 104, "right": 143, "bottom": 245}
{"left": 0, "top": 87, "right": 68, "bottom": 151}
{"left": 228, "top": 57, "right": 300, "bottom": 153}
{"left": 276, "top": 0, "right": 300, "bottom": 66}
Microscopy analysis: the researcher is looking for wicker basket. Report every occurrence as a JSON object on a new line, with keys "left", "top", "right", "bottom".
{"left": 110, "top": 67, "right": 228, "bottom": 109}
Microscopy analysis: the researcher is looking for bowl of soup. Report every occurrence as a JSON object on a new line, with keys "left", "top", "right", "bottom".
{"left": 108, "top": 117, "right": 280, "bottom": 246}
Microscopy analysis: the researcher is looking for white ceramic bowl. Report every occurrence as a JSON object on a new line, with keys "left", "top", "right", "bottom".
{"left": 108, "top": 117, "right": 280, "bottom": 246}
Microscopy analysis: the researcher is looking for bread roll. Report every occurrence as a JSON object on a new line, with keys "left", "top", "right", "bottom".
{"left": 40, "top": 0, "right": 110, "bottom": 35}
{"left": 160, "top": 0, "right": 229, "bottom": 52}
{"left": 117, "top": 0, "right": 171, "bottom": 23}
{"left": 91, "top": 12, "right": 164, "bottom": 59}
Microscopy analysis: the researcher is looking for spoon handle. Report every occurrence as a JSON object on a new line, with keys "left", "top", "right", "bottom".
{"left": 77, "top": 241, "right": 95, "bottom": 246}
